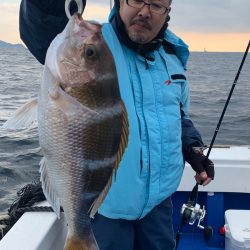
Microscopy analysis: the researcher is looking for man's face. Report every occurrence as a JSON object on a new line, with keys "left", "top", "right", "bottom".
{"left": 119, "top": 0, "right": 171, "bottom": 44}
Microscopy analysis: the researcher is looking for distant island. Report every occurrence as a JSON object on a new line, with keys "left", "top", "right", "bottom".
{"left": 0, "top": 40, "right": 24, "bottom": 49}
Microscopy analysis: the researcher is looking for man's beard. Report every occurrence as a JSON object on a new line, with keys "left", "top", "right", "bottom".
{"left": 127, "top": 30, "right": 148, "bottom": 44}
{"left": 126, "top": 18, "right": 152, "bottom": 44}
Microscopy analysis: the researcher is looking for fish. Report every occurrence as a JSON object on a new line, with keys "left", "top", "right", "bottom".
{"left": 3, "top": 13, "right": 129, "bottom": 250}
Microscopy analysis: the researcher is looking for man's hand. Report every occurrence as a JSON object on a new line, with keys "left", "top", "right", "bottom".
{"left": 188, "top": 148, "right": 214, "bottom": 186}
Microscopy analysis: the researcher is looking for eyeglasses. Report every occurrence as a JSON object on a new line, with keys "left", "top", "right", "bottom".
{"left": 126, "top": 0, "right": 170, "bottom": 15}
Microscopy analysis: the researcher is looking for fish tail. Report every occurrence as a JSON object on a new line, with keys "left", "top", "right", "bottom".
{"left": 64, "top": 235, "right": 99, "bottom": 250}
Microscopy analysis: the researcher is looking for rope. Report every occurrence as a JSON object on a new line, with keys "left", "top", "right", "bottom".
{"left": 0, "top": 182, "right": 58, "bottom": 240}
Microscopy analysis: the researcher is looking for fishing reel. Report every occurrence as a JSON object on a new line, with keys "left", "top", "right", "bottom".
{"left": 180, "top": 202, "right": 213, "bottom": 242}
{"left": 175, "top": 183, "right": 213, "bottom": 250}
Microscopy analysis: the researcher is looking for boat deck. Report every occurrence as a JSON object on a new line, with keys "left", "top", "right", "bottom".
{"left": 0, "top": 146, "right": 250, "bottom": 249}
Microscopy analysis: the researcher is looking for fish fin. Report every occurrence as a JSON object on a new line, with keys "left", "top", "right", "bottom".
{"left": 89, "top": 175, "right": 112, "bottom": 219}
{"left": 64, "top": 235, "right": 99, "bottom": 250}
{"left": 39, "top": 157, "right": 61, "bottom": 218}
{"left": 113, "top": 101, "right": 129, "bottom": 176}
{"left": 2, "top": 98, "right": 38, "bottom": 130}
{"left": 48, "top": 86, "right": 98, "bottom": 119}
{"left": 89, "top": 101, "right": 129, "bottom": 218}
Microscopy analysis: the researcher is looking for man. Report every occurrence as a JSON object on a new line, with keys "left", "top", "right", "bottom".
{"left": 20, "top": 0, "right": 214, "bottom": 249}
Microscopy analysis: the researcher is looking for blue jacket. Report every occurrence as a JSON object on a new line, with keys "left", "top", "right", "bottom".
{"left": 19, "top": 1, "right": 204, "bottom": 219}
{"left": 99, "top": 13, "right": 195, "bottom": 218}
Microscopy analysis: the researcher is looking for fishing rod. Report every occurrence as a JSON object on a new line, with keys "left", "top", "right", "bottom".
{"left": 175, "top": 40, "right": 250, "bottom": 250}
{"left": 206, "top": 40, "right": 250, "bottom": 158}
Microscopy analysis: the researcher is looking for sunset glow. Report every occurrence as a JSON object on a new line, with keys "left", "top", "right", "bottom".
{"left": 176, "top": 32, "right": 250, "bottom": 52}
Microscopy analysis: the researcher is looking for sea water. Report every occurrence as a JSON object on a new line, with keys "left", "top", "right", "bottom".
{"left": 0, "top": 48, "right": 249, "bottom": 213}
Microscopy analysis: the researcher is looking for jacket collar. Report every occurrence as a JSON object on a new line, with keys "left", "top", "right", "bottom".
{"left": 108, "top": 7, "right": 189, "bottom": 69}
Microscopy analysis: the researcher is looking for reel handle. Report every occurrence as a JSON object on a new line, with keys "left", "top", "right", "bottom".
{"left": 204, "top": 226, "right": 213, "bottom": 242}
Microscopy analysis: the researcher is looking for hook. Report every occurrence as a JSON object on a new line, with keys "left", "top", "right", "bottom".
{"left": 65, "top": 0, "right": 84, "bottom": 19}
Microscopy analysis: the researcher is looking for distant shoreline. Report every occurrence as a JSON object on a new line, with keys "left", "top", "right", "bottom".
{"left": 0, "top": 40, "right": 245, "bottom": 53}
{"left": 0, "top": 40, "right": 24, "bottom": 49}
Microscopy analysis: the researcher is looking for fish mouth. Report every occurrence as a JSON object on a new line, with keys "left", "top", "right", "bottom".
{"left": 59, "top": 83, "right": 66, "bottom": 91}
{"left": 73, "top": 13, "right": 102, "bottom": 37}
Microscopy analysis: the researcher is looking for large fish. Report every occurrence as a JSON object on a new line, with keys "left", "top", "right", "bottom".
{"left": 3, "top": 13, "right": 129, "bottom": 250}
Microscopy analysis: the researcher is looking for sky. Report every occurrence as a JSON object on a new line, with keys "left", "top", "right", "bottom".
{"left": 0, "top": 0, "right": 249, "bottom": 52}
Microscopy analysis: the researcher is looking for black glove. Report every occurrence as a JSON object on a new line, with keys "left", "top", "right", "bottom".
{"left": 189, "top": 149, "right": 215, "bottom": 179}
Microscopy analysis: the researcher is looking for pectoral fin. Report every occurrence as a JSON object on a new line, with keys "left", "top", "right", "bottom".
{"left": 2, "top": 98, "right": 38, "bottom": 130}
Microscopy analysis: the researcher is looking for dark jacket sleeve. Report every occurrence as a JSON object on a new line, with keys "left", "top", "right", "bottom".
{"left": 19, "top": 0, "right": 85, "bottom": 64}
{"left": 182, "top": 117, "right": 204, "bottom": 163}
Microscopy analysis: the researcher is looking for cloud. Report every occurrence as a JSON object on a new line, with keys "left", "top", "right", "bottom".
{"left": 0, "top": 3, "right": 20, "bottom": 43}
{"left": 84, "top": 3, "right": 110, "bottom": 23}
{"left": 0, "top": 2, "right": 19, "bottom": 16}
{"left": 0, "top": 0, "right": 248, "bottom": 52}
{"left": 0, "top": 1, "right": 111, "bottom": 43}
{"left": 86, "top": 0, "right": 110, "bottom": 6}
{"left": 170, "top": 0, "right": 250, "bottom": 33}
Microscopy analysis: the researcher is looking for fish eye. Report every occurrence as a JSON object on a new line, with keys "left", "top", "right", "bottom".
{"left": 84, "top": 45, "right": 96, "bottom": 59}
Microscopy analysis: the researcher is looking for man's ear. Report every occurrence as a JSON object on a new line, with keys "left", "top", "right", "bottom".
{"left": 166, "top": 7, "right": 171, "bottom": 22}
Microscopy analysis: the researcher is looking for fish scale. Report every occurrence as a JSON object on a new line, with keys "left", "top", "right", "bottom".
{"left": 39, "top": 102, "right": 116, "bottom": 246}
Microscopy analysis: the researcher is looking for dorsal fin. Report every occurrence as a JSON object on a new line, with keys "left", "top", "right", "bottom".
{"left": 113, "top": 101, "right": 129, "bottom": 177}
{"left": 89, "top": 101, "right": 129, "bottom": 218}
